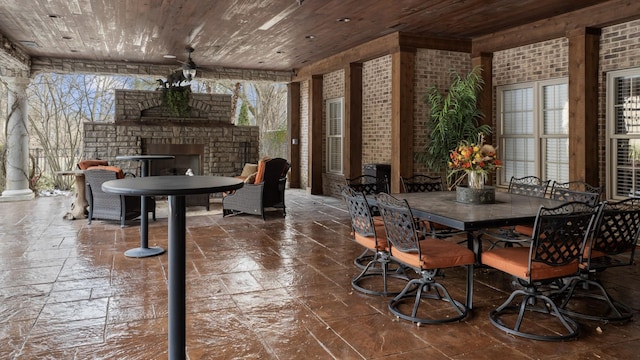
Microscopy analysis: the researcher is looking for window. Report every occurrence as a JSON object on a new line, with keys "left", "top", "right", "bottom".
{"left": 607, "top": 68, "right": 640, "bottom": 199}
{"left": 497, "top": 79, "right": 568, "bottom": 185}
{"left": 326, "top": 97, "right": 343, "bottom": 174}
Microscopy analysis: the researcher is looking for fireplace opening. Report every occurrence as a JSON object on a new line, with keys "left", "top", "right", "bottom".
{"left": 143, "top": 143, "right": 205, "bottom": 176}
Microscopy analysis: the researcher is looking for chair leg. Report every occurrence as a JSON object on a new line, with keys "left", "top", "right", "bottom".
{"left": 351, "top": 251, "right": 410, "bottom": 297}
{"left": 557, "top": 277, "right": 633, "bottom": 323}
{"left": 489, "top": 287, "right": 579, "bottom": 341}
{"left": 388, "top": 269, "right": 469, "bottom": 325}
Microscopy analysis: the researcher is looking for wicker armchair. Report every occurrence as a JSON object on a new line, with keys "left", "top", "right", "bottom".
{"left": 222, "top": 158, "right": 290, "bottom": 220}
{"left": 85, "top": 169, "right": 155, "bottom": 227}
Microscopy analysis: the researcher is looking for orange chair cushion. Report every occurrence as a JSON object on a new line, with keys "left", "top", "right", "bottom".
{"left": 78, "top": 159, "right": 108, "bottom": 170}
{"left": 514, "top": 225, "right": 534, "bottom": 237}
{"left": 253, "top": 158, "right": 269, "bottom": 184}
{"left": 354, "top": 223, "right": 388, "bottom": 251}
{"left": 390, "top": 238, "right": 474, "bottom": 269}
{"left": 481, "top": 247, "right": 579, "bottom": 281}
{"left": 86, "top": 165, "right": 125, "bottom": 179}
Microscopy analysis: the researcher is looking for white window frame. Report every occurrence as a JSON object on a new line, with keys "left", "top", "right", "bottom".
{"left": 326, "top": 97, "right": 344, "bottom": 174}
{"left": 606, "top": 67, "right": 640, "bottom": 200}
{"left": 496, "top": 78, "right": 569, "bottom": 187}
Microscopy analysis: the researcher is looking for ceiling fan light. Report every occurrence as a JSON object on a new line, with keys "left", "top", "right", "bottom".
{"left": 182, "top": 68, "right": 196, "bottom": 81}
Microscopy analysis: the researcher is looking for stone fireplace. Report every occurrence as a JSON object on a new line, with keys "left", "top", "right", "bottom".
{"left": 83, "top": 90, "right": 259, "bottom": 177}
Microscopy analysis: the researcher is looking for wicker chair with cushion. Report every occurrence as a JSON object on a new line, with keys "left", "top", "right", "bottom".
{"left": 376, "top": 192, "right": 475, "bottom": 325}
{"left": 85, "top": 168, "right": 155, "bottom": 227}
{"left": 222, "top": 157, "right": 290, "bottom": 220}
{"left": 481, "top": 201, "right": 602, "bottom": 341}
{"left": 557, "top": 197, "right": 640, "bottom": 322}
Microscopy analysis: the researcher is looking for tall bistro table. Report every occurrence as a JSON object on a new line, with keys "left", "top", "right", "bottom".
{"left": 385, "top": 191, "right": 565, "bottom": 258}
{"left": 116, "top": 155, "right": 175, "bottom": 258}
{"left": 103, "top": 175, "right": 244, "bottom": 360}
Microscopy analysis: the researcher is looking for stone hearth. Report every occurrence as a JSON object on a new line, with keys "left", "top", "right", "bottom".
{"left": 83, "top": 90, "right": 258, "bottom": 177}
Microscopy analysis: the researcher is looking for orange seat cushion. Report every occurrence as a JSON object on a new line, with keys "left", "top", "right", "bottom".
{"left": 354, "top": 223, "right": 388, "bottom": 251}
{"left": 78, "top": 159, "right": 108, "bottom": 170}
{"left": 86, "top": 165, "right": 125, "bottom": 179}
{"left": 253, "top": 158, "right": 269, "bottom": 184}
{"left": 514, "top": 225, "right": 534, "bottom": 237}
{"left": 390, "top": 238, "right": 475, "bottom": 269}
{"left": 481, "top": 247, "right": 579, "bottom": 281}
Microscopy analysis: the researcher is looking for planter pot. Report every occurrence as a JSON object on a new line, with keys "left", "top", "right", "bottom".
{"left": 456, "top": 185, "right": 496, "bottom": 205}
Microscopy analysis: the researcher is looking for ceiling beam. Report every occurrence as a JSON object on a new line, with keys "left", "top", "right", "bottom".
{"left": 294, "top": 32, "right": 471, "bottom": 80}
{"left": 472, "top": 0, "right": 640, "bottom": 54}
{"left": 0, "top": 32, "right": 30, "bottom": 77}
{"left": 30, "top": 57, "right": 292, "bottom": 82}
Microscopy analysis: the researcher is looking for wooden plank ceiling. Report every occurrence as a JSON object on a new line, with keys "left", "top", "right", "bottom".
{"left": 0, "top": 0, "right": 618, "bottom": 73}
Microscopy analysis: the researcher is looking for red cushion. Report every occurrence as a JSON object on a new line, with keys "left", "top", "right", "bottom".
{"left": 78, "top": 159, "right": 108, "bottom": 170}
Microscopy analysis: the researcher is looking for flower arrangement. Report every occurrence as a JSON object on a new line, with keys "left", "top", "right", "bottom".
{"left": 448, "top": 134, "right": 501, "bottom": 189}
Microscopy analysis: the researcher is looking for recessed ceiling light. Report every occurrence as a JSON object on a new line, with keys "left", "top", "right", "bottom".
{"left": 337, "top": 17, "right": 351, "bottom": 22}
{"left": 305, "top": 35, "right": 315, "bottom": 39}
{"left": 163, "top": 54, "right": 177, "bottom": 59}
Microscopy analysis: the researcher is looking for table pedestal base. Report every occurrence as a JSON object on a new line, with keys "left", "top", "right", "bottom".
{"left": 124, "top": 246, "right": 165, "bottom": 258}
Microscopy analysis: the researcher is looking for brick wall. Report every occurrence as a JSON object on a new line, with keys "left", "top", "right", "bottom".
{"left": 493, "top": 38, "right": 569, "bottom": 86}
{"left": 413, "top": 49, "right": 471, "bottom": 177}
{"left": 362, "top": 55, "right": 392, "bottom": 165}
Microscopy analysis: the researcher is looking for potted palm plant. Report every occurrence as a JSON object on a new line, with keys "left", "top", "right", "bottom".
{"left": 415, "top": 66, "right": 492, "bottom": 190}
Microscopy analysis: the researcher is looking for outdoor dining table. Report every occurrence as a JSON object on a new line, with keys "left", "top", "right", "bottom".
{"left": 102, "top": 175, "right": 244, "bottom": 360}
{"left": 372, "top": 191, "right": 565, "bottom": 258}
{"left": 116, "top": 155, "right": 175, "bottom": 258}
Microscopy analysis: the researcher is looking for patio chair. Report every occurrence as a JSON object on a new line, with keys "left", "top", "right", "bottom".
{"left": 549, "top": 180, "right": 601, "bottom": 206}
{"left": 222, "top": 157, "right": 290, "bottom": 220}
{"left": 85, "top": 168, "right": 156, "bottom": 227}
{"left": 557, "top": 197, "right": 640, "bottom": 322}
{"left": 340, "top": 186, "right": 409, "bottom": 296}
{"left": 401, "top": 175, "right": 465, "bottom": 240}
{"left": 481, "top": 201, "right": 602, "bottom": 341}
{"left": 345, "top": 174, "right": 389, "bottom": 195}
{"left": 345, "top": 174, "right": 390, "bottom": 267}
{"left": 481, "top": 176, "right": 551, "bottom": 248}
{"left": 375, "top": 192, "right": 475, "bottom": 325}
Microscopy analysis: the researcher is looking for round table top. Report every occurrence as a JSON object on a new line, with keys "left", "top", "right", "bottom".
{"left": 115, "top": 155, "right": 175, "bottom": 161}
{"left": 102, "top": 175, "right": 244, "bottom": 196}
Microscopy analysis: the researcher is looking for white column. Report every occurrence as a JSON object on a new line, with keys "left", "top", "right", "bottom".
{"left": 1, "top": 76, "right": 34, "bottom": 201}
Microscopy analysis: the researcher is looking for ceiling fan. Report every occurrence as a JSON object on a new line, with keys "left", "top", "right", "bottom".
{"left": 174, "top": 46, "right": 197, "bottom": 81}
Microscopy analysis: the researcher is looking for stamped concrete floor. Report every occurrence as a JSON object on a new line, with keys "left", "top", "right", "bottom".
{"left": 1, "top": 190, "right": 639, "bottom": 359}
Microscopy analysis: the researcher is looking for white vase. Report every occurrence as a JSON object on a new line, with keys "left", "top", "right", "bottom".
{"left": 467, "top": 171, "right": 486, "bottom": 189}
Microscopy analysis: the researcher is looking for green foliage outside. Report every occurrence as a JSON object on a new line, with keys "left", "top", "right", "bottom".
{"left": 237, "top": 101, "right": 250, "bottom": 125}
{"left": 162, "top": 86, "right": 191, "bottom": 117}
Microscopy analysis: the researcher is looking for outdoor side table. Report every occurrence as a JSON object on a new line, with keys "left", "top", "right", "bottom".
{"left": 102, "top": 175, "right": 243, "bottom": 360}
{"left": 54, "top": 170, "right": 87, "bottom": 220}
{"left": 116, "top": 155, "right": 175, "bottom": 258}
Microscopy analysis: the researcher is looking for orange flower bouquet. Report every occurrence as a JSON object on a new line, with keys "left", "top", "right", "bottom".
{"left": 448, "top": 135, "right": 501, "bottom": 189}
